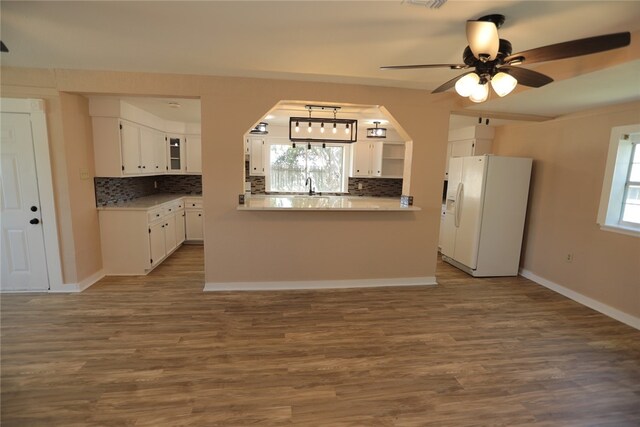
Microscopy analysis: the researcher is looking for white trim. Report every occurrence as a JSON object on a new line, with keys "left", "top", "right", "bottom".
{"left": 599, "top": 224, "right": 640, "bottom": 238}
{"left": 49, "top": 269, "right": 105, "bottom": 293}
{"left": 204, "top": 276, "right": 437, "bottom": 291}
{"left": 520, "top": 268, "right": 640, "bottom": 330}
{"left": 1, "top": 98, "right": 64, "bottom": 291}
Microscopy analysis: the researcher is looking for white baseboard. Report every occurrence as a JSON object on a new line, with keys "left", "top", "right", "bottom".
{"left": 50, "top": 269, "right": 105, "bottom": 293}
{"left": 204, "top": 276, "right": 437, "bottom": 292}
{"left": 520, "top": 268, "right": 640, "bottom": 330}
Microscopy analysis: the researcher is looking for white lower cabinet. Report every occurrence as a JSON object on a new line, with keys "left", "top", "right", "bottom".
{"left": 149, "top": 221, "right": 166, "bottom": 267}
{"left": 184, "top": 197, "right": 204, "bottom": 241}
{"left": 185, "top": 210, "right": 203, "bottom": 241}
{"left": 99, "top": 197, "right": 192, "bottom": 275}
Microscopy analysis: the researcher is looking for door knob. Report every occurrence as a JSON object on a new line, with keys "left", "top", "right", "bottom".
{"left": 30, "top": 206, "right": 38, "bottom": 212}
{"left": 30, "top": 218, "right": 40, "bottom": 225}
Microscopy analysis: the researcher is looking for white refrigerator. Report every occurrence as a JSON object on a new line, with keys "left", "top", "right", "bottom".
{"left": 441, "top": 155, "right": 532, "bottom": 277}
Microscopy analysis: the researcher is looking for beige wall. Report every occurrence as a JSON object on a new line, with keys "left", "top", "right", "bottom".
{"left": 493, "top": 101, "right": 640, "bottom": 318}
{"left": 58, "top": 93, "right": 103, "bottom": 281}
{"left": 2, "top": 67, "right": 456, "bottom": 285}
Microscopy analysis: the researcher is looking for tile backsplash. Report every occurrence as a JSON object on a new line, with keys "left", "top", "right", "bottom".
{"left": 95, "top": 175, "right": 202, "bottom": 206}
{"left": 245, "top": 161, "right": 402, "bottom": 197}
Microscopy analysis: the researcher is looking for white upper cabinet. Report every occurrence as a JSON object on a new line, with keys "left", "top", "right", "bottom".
{"left": 445, "top": 125, "right": 494, "bottom": 180}
{"left": 351, "top": 140, "right": 383, "bottom": 177}
{"left": 90, "top": 98, "right": 200, "bottom": 177}
{"left": 248, "top": 137, "right": 265, "bottom": 176}
{"left": 167, "top": 135, "right": 185, "bottom": 173}
{"left": 185, "top": 135, "right": 202, "bottom": 174}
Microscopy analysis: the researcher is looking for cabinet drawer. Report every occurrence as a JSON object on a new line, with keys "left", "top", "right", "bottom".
{"left": 185, "top": 200, "right": 202, "bottom": 209}
{"left": 148, "top": 208, "right": 164, "bottom": 223}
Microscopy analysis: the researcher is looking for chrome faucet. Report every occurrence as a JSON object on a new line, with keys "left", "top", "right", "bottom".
{"left": 305, "top": 177, "right": 315, "bottom": 196}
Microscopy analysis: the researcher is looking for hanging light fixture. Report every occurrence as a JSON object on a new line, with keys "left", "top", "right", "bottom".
{"left": 289, "top": 105, "right": 357, "bottom": 143}
{"left": 366, "top": 121, "right": 387, "bottom": 138}
{"left": 249, "top": 122, "right": 268, "bottom": 135}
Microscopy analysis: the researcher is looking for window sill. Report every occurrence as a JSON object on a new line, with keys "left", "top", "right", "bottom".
{"left": 599, "top": 224, "right": 640, "bottom": 238}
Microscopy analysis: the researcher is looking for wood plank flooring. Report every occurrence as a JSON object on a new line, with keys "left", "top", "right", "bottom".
{"left": 2, "top": 245, "right": 639, "bottom": 426}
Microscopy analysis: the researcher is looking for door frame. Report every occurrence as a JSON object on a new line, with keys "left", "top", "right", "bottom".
{"left": 1, "top": 98, "right": 63, "bottom": 291}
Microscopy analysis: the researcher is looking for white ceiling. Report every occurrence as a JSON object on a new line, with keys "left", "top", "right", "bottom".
{"left": 2, "top": 1, "right": 639, "bottom": 120}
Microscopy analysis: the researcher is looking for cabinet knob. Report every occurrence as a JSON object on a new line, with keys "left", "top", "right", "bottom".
{"left": 142, "top": 166, "right": 146, "bottom": 169}
{"left": 31, "top": 206, "right": 38, "bottom": 212}
{"left": 198, "top": 214, "right": 201, "bottom": 217}
{"left": 30, "top": 218, "right": 40, "bottom": 225}
{"left": 156, "top": 214, "right": 160, "bottom": 217}
{"left": 169, "top": 208, "right": 172, "bottom": 211}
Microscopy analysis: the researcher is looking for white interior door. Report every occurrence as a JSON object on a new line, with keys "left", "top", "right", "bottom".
{"left": 1, "top": 113, "right": 49, "bottom": 291}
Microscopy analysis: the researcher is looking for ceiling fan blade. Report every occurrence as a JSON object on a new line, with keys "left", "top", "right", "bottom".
{"left": 432, "top": 71, "right": 475, "bottom": 94}
{"left": 504, "top": 32, "right": 631, "bottom": 65}
{"left": 466, "top": 20, "right": 499, "bottom": 60}
{"left": 499, "top": 66, "right": 553, "bottom": 88}
{"left": 380, "top": 64, "right": 467, "bottom": 70}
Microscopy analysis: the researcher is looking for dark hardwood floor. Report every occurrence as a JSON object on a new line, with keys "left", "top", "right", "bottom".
{"left": 2, "top": 245, "right": 639, "bottom": 426}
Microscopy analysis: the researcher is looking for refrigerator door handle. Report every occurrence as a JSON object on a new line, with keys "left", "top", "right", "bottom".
{"left": 455, "top": 182, "right": 463, "bottom": 227}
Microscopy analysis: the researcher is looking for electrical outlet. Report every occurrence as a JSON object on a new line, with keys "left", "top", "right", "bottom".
{"left": 154, "top": 180, "right": 158, "bottom": 189}
{"left": 79, "top": 168, "right": 90, "bottom": 180}
{"left": 566, "top": 253, "right": 573, "bottom": 263}
{"left": 357, "top": 182, "right": 363, "bottom": 190}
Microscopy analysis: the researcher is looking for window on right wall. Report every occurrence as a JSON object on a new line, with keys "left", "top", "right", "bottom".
{"left": 597, "top": 124, "right": 640, "bottom": 237}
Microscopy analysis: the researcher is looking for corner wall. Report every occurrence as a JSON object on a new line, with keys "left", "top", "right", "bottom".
{"left": 493, "top": 101, "right": 640, "bottom": 318}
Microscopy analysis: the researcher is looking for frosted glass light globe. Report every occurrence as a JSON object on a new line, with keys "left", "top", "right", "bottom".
{"left": 455, "top": 73, "right": 480, "bottom": 97}
{"left": 469, "top": 82, "right": 489, "bottom": 103}
{"left": 491, "top": 72, "right": 518, "bottom": 97}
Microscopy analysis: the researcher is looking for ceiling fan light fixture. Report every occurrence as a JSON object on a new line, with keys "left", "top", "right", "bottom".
{"left": 469, "top": 82, "right": 489, "bottom": 103}
{"left": 455, "top": 73, "right": 480, "bottom": 97}
{"left": 491, "top": 72, "right": 518, "bottom": 97}
{"left": 466, "top": 20, "right": 499, "bottom": 61}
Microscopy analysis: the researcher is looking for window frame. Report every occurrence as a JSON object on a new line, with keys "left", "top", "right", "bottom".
{"left": 619, "top": 142, "right": 640, "bottom": 227}
{"left": 264, "top": 138, "right": 351, "bottom": 194}
{"left": 597, "top": 124, "right": 640, "bottom": 237}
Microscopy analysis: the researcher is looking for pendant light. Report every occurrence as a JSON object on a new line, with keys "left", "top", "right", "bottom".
{"left": 289, "top": 105, "right": 357, "bottom": 143}
{"left": 366, "top": 121, "right": 387, "bottom": 138}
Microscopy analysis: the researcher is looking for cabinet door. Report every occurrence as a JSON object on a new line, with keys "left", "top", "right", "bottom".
{"left": 176, "top": 211, "right": 186, "bottom": 245}
{"left": 164, "top": 213, "right": 177, "bottom": 254}
{"left": 451, "top": 139, "right": 475, "bottom": 158}
{"left": 186, "top": 210, "right": 204, "bottom": 240}
{"left": 149, "top": 222, "right": 166, "bottom": 266}
{"left": 370, "top": 141, "right": 383, "bottom": 177}
{"left": 185, "top": 136, "right": 202, "bottom": 173}
{"left": 120, "top": 121, "right": 141, "bottom": 175}
{"left": 139, "top": 126, "right": 156, "bottom": 174}
{"left": 352, "top": 141, "right": 371, "bottom": 177}
{"left": 153, "top": 131, "right": 167, "bottom": 173}
{"left": 249, "top": 138, "right": 265, "bottom": 176}
{"left": 167, "top": 136, "right": 184, "bottom": 173}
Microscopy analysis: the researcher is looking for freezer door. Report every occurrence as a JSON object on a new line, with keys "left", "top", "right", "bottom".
{"left": 441, "top": 157, "right": 463, "bottom": 257}
{"left": 453, "top": 156, "right": 487, "bottom": 270}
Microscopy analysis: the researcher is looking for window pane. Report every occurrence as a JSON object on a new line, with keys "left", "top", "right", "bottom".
{"left": 269, "top": 144, "right": 307, "bottom": 192}
{"left": 307, "top": 146, "right": 344, "bottom": 192}
{"left": 622, "top": 185, "right": 640, "bottom": 224}
{"left": 629, "top": 146, "right": 640, "bottom": 182}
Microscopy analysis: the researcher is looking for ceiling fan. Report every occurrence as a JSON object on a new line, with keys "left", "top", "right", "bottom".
{"left": 381, "top": 14, "right": 631, "bottom": 102}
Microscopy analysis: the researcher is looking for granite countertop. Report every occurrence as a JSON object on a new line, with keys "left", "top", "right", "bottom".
{"left": 237, "top": 195, "right": 420, "bottom": 212}
{"left": 97, "top": 194, "right": 202, "bottom": 211}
